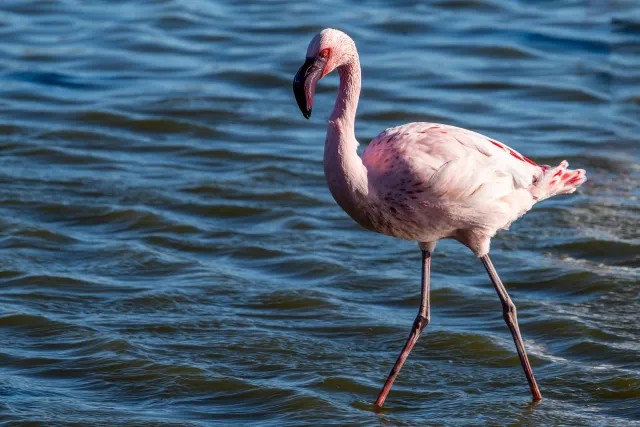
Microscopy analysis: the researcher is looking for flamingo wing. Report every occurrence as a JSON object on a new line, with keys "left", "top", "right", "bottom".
{"left": 363, "top": 122, "right": 545, "bottom": 204}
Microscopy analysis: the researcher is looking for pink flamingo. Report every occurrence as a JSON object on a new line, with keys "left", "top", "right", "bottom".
{"left": 293, "top": 29, "right": 586, "bottom": 407}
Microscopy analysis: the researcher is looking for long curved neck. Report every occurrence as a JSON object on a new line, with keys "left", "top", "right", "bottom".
{"left": 324, "top": 56, "right": 371, "bottom": 225}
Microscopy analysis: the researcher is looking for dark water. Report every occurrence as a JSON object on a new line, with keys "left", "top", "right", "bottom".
{"left": 0, "top": 1, "right": 639, "bottom": 425}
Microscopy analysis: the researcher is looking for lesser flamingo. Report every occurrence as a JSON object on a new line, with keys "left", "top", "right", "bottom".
{"left": 292, "top": 28, "right": 586, "bottom": 407}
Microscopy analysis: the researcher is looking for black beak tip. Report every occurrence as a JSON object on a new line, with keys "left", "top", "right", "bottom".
{"left": 293, "top": 57, "right": 322, "bottom": 121}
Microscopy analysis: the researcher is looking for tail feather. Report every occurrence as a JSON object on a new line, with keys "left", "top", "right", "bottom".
{"left": 531, "top": 160, "right": 586, "bottom": 201}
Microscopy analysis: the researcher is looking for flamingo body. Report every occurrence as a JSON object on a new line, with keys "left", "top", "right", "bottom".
{"left": 358, "top": 122, "right": 585, "bottom": 255}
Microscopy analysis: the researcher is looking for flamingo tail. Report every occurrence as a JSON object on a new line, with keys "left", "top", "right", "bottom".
{"left": 531, "top": 160, "right": 587, "bottom": 201}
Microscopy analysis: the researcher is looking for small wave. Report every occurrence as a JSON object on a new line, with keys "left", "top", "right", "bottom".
{"left": 75, "top": 111, "right": 220, "bottom": 138}
{"left": 3, "top": 71, "right": 107, "bottom": 90}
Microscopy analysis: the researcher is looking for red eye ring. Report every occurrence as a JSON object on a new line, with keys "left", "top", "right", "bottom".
{"left": 320, "top": 49, "right": 330, "bottom": 58}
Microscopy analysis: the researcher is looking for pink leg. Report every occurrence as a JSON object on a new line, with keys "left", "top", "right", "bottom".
{"left": 480, "top": 254, "right": 542, "bottom": 401}
{"left": 375, "top": 250, "right": 431, "bottom": 407}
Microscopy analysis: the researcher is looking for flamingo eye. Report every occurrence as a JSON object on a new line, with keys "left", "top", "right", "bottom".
{"left": 319, "top": 49, "right": 329, "bottom": 58}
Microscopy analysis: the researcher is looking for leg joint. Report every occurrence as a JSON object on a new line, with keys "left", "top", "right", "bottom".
{"left": 414, "top": 314, "right": 430, "bottom": 332}
{"left": 503, "top": 299, "right": 516, "bottom": 315}
{"left": 502, "top": 299, "right": 517, "bottom": 325}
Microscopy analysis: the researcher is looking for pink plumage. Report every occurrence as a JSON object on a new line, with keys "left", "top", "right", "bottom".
{"left": 293, "top": 28, "right": 587, "bottom": 407}
{"left": 361, "top": 122, "right": 586, "bottom": 255}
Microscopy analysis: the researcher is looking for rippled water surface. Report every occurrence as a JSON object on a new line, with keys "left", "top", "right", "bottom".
{"left": 1, "top": 1, "right": 639, "bottom": 425}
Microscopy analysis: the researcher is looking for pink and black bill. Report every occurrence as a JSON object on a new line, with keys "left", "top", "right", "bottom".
{"left": 293, "top": 56, "right": 326, "bottom": 119}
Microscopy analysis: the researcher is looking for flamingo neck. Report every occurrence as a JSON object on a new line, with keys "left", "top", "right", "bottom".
{"left": 324, "top": 56, "right": 371, "bottom": 226}
{"left": 329, "top": 59, "right": 360, "bottom": 126}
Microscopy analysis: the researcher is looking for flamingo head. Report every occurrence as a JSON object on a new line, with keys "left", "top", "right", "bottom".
{"left": 293, "top": 28, "right": 357, "bottom": 119}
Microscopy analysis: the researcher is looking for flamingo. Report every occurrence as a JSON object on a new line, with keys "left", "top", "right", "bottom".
{"left": 292, "top": 28, "right": 586, "bottom": 407}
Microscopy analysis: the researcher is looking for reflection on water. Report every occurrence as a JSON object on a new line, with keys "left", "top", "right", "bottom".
{"left": 0, "top": 0, "right": 638, "bottom": 425}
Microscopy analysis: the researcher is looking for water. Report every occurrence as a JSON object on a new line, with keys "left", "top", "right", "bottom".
{"left": 0, "top": 0, "right": 638, "bottom": 425}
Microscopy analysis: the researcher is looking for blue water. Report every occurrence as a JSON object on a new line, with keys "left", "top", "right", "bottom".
{"left": 0, "top": 1, "right": 639, "bottom": 425}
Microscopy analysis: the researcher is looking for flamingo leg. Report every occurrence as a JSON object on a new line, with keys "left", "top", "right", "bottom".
{"left": 480, "top": 254, "right": 542, "bottom": 401}
{"left": 375, "top": 250, "right": 431, "bottom": 407}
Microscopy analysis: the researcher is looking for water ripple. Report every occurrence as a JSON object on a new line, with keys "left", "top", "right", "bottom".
{"left": 0, "top": 0, "right": 638, "bottom": 426}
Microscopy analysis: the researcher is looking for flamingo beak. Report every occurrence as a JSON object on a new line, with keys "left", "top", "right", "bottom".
{"left": 293, "top": 57, "right": 325, "bottom": 119}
